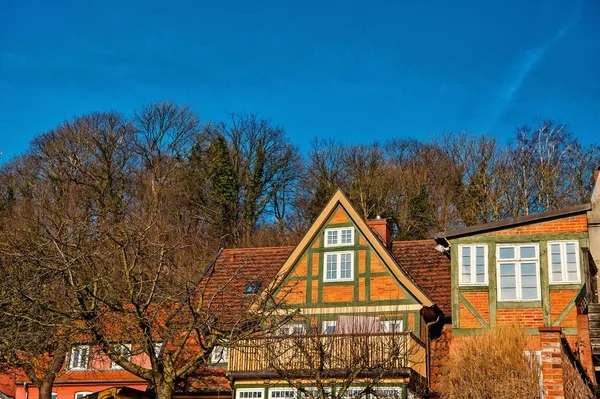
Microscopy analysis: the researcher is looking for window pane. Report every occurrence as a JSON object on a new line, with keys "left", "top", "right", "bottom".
{"left": 502, "top": 287, "right": 517, "bottom": 300}
{"left": 520, "top": 246, "right": 536, "bottom": 259}
{"left": 521, "top": 287, "right": 538, "bottom": 299}
{"left": 340, "top": 253, "right": 352, "bottom": 279}
{"left": 475, "top": 246, "right": 485, "bottom": 283}
{"left": 327, "top": 230, "right": 338, "bottom": 245}
{"left": 341, "top": 229, "right": 352, "bottom": 244}
{"left": 521, "top": 275, "right": 537, "bottom": 288}
{"left": 500, "top": 263, "right": 515, "bottom": 276}
{"left": 499, "top": 247, "right": 514, "bottom": 259}
{"left": 326, "top": 254, "right": 337, "bottom": 279}
{"left": 521, "top": 262, "right": 537, "bottom": 276}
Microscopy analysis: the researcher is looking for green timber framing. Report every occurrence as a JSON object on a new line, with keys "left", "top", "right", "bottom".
{"left": 435, "top": 203, "right": 592, "bottom": 336}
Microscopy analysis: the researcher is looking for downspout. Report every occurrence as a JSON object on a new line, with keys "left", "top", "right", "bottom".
{"left": 426, "top": 315, "right": 441, "bottom": 392}
{"left": 24, "top": 382, "right": 28, "bottom": 399}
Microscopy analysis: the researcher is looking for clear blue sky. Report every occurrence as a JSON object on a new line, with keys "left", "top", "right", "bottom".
{"left": 1, "top": 0, "right": 598, "bottom": 162}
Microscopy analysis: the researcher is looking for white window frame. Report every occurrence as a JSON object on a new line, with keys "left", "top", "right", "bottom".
{"left": 69, "top": 345, "right": 89, "bottom": 370}
{"left": 381, "top": 320, "right": 404, "bottom": 333}
{"left": 497, "top": 244, "right": 541, "bottom": 302}
{"left": 110, "top": 344, "right": 132, "bottom": 369}
{"left": 322, "top": 320, "right": 337, "bottom": 334}
{"left": 269, "top": 388, "right": 297, "bottom": 399}
{"left": 458, "top": 244, "right": 488, "bottom": 285}
{"left": 323, "top": 251, "right": 354, "bottom": 282}
{"left": 373, "top": 387, "right": 404, "bottom": 399}
{"left": 548, "top": 241, "right": 581, "bottom": 284}
{"left": 74, "top": 392, "right": 92, "bottom": 399}
{"left": 278, "top": 323, "right": 306, "bottom": 335}
{"left": 211, "top": 345, "right": 228, "bottom": 364}
{"left": 324, "top": 228, "right": 354, "bottom": 247}
{"left": 237, "top": 389, "right": 264, "bottom": 399}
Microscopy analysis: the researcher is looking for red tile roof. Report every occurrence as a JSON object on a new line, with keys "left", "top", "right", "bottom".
{"left": 390, "top": 240, "right": 452, "bottom": 315}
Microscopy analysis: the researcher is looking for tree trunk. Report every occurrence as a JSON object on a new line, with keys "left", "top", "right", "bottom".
{"left": 154, "top": 381, "right": 174, "bottom": 399}
{"left": 38, "top": 381, "right": 55, "bottom": 399}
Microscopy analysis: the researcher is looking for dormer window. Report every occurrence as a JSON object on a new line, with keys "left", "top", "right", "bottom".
{"left": 243, "top": 281, "right": 262, "bottom": 294}
{"left": 324, "top": 228, "right": 354, "bottom": 247}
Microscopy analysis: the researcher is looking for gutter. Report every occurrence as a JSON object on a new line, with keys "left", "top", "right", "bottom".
{"left": 15, "top": 380, "right": 146, "bottom": 386}
{"left": 425, "top": 315, "right": 442, "bottom": 393}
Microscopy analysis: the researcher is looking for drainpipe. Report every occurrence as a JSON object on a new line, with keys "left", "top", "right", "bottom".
{"left": 426, "top": 315, "right": 441, "bottom": 391}
{"left": 24, "top": 382, "right": 29, "bottom": 399}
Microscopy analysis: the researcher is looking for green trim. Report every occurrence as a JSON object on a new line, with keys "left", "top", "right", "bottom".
{"left": 458, "top": 285, "right": 489, "bottom": 292}
{"left": 496, "top": 301, "right": 542, "bottom": 309}
{"left": 370, "top": 271, "right": 395, "bottom": 277}
{"left": 562, "top": 327, "right": 578, "bottom": 336}
{"left": 549, "top": 283, "right": 583, "bottom": 290}
{"left": 411, "top": 310, "right": 421, "bottom": 337}
{"left": 323, "top": 221, "right": 355, "bottom": 228}
{"left": 459, "top": 293, "right": 489, "bottom": 328}
{"left": 451, "top": 244, "right": 460, "bottom": 329}
{"left": 294, "top": 299, "right": 421, "bottom": 309}
{"left": 452, "top": 327, "right": 542, "bottom": 336}
{"left": 311, "top": 245, "right": 372, "bottom": 253}
{"left": 551, "top": 296, "right": 577, "bottom": 326}
{"left": 539, "top": 239, "right": 551, "bottom": 325}
{"left": 488, "top": 242, "right": 497, "bottom": 327}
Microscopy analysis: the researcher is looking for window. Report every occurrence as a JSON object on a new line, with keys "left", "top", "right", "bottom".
{"left": 548, "top": 241, "right": 580, "bottom": 284}
{"left": 244, "top": 281, "right": 262, "bottom": 294}
{"left": 269, "top": 389, "right": 296, "bottom": 399}
{"left": 211, "top": 345, "right": 228, "bottom": 364}
{"left": 278, "top": 323, "right": 306, "bottom": 335}
{"left": 69, "top": 345, "right": 89, "bottom": 370}
{"left": 237, "top": 389, "right": 263, "bottom": 399}
{"left": 74, "top": 392, "right": 92, "bottom": 399}
{"left": 324, "top": 252, "right": 354, "bottom": 281}
{"left": 324, "top": 228, "right": 354, "bottom": 247}
{"left": 373, "top": 388, "right": 403, "bottom": 399}
{"left": 322, "top": 320, "right": 337, "bottom": 334}
{"left": 381, "top": 320, "right": 403, "bottom": 333}
{"left": 459, "top": 244, "right": 488, "bottom": 285}
{"left": 340, "top": 388, "right": 366, "bottom": 399}
{"left": 110, "top": 344, "right": 132, "bottom": 369}
{"left": 52, "top": 394, "right": 57, "bottom": 399}
{"left": 497, "top": 244, "right": 540, "bottom": 301}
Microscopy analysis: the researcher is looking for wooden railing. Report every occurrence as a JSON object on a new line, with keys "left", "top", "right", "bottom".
{"left": 229, "top": 332, "right": 426, "bottom": 378}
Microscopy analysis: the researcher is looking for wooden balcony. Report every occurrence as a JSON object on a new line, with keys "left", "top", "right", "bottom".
{"left": 229, "top": 332, "right": 426, "bottom": 379}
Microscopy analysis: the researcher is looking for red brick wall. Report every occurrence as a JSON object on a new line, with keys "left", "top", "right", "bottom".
{"left": 488, "top": 215, "right": 587, "bottom": 236}
{"left": 549, "top": 290, "right": 579, "bottom": 327}
{"left": 496, "top": 308, "right": 544, "bottom": 327}
{"left": 461, "top": 292, "right": 489, "bottom": 324}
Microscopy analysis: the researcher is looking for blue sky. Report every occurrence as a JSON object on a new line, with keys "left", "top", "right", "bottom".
{"left": 1, "top": 0, "right": 598, "bottom": 162}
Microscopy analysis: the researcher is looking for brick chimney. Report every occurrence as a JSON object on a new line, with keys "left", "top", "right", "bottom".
{"left": 367, "top": 217, "right": 391, "bottom": 248}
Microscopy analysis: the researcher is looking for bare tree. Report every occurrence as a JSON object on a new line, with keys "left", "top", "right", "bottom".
{"left": 0, "top": 105, "right": 286, "bottom": 399}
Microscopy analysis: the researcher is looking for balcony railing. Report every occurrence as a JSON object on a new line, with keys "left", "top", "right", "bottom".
{"left": 229, "top": 332, "right": 426, "bottom": 378}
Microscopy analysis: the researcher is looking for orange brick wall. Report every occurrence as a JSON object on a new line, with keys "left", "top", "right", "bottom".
{"left": 459, "top": 302, "right": 484, "bottom": 328}
{"left": 370, "top": 275, "right": 406, "bottom": 301}
{"left": 461, "top": 292, "right": 489, "bottom": 324}
{"left": 279, "top": 280, "right": 307, "bottom": 304}
{"left": 549, "top": 290, "right": 579, "bottom": 327}
{"left": 322, "top": 284, "right": 354, "bottom": 303}
{"left": 292, "top": 256, "right": 307, "bottom": 277}
{"left": 329, "top": 208, "right": 350, "bottom": 224}
{"left": 370, "top": 254, "right": 386, "bottom": 273}
{"left": 358, "top": 250, "right": 366, "bottom": 274}
{"left": 496, "top": 308, "right": 544, "bottom": 327}
{"left": 488, "top": 215, "right": 587, "bottom": 236}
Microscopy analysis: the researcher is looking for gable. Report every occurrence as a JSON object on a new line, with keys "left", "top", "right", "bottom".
{"left": 275, "top": 204, "right": 418, "bottom": 308}
{"left": 266, "top": 190, "right": 434, "bottom": 310}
